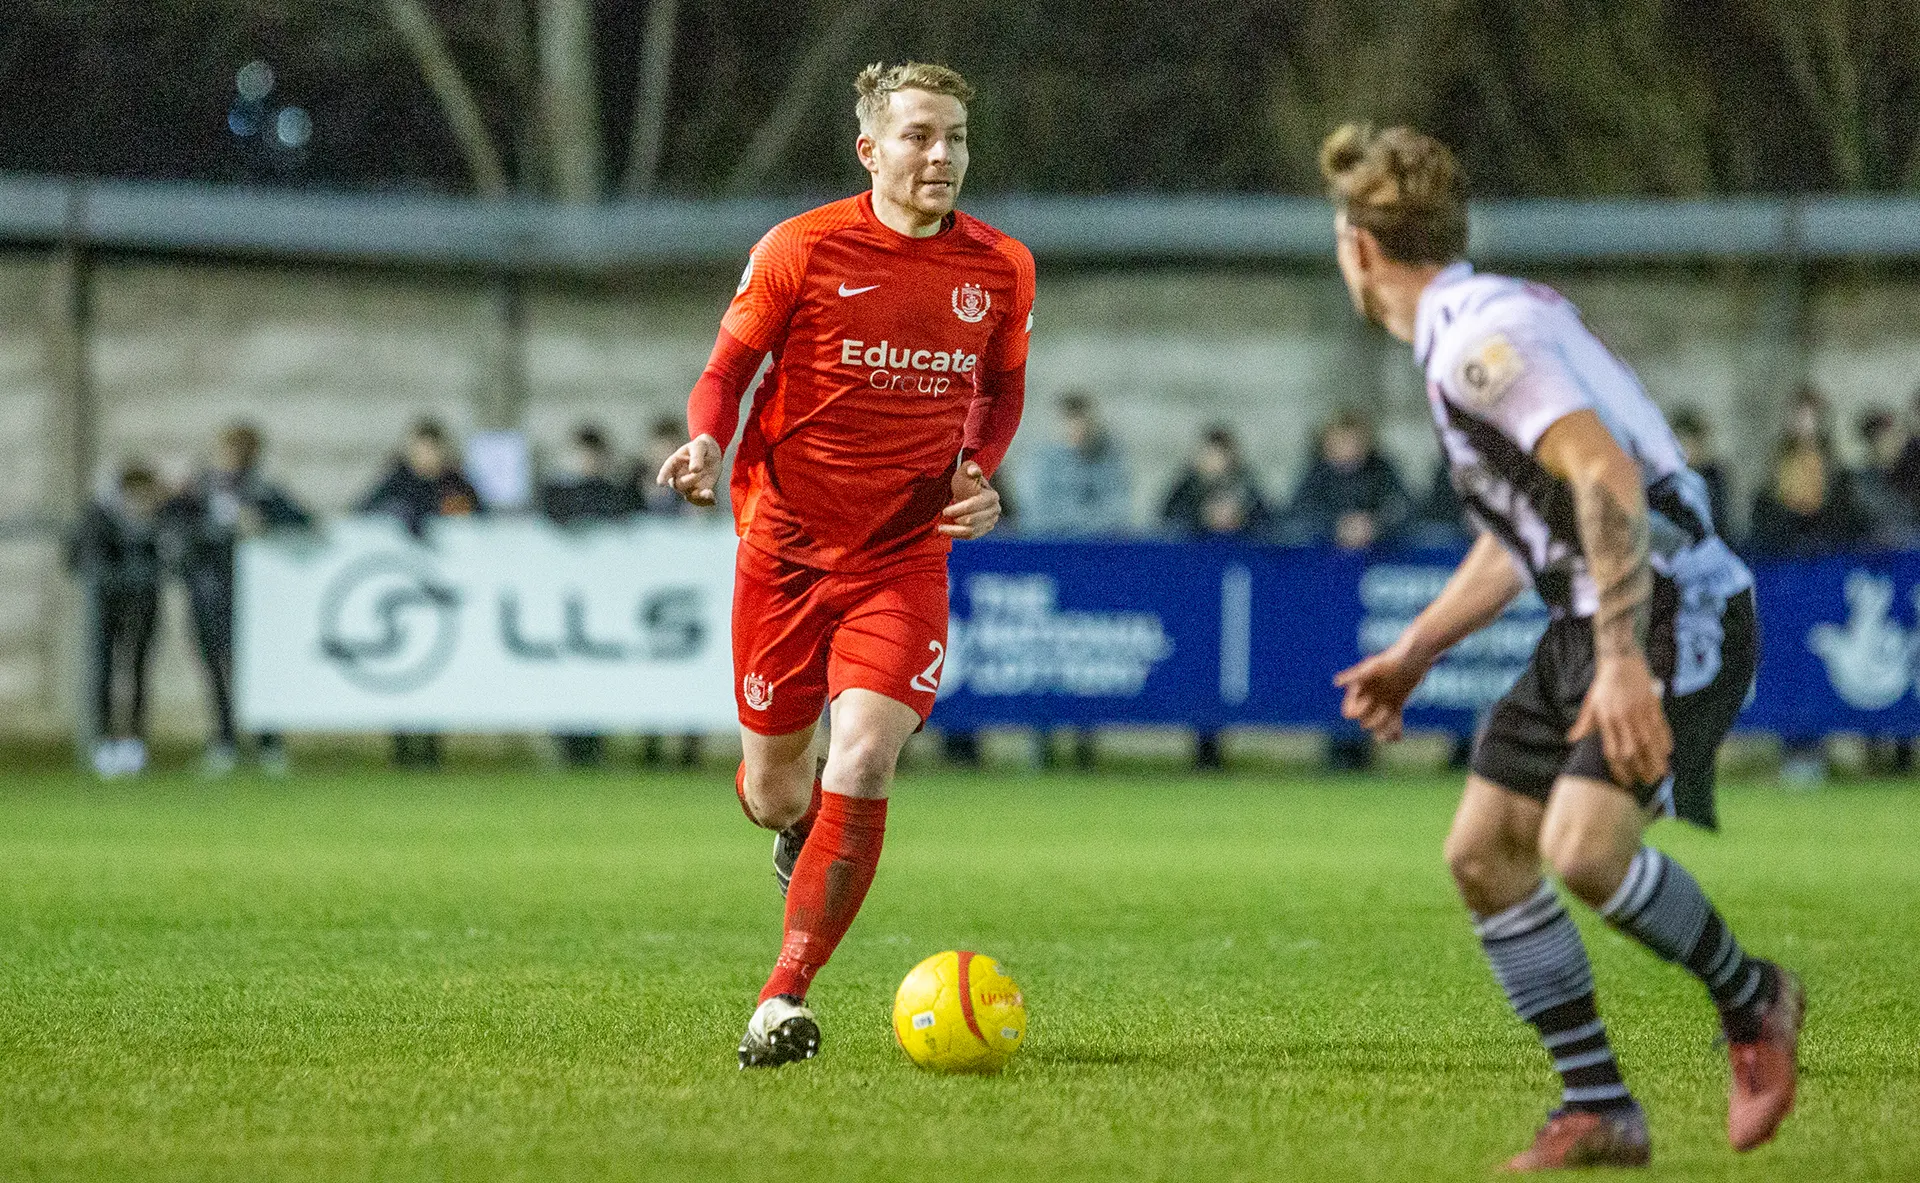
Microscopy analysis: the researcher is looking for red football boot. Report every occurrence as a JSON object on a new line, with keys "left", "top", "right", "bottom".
{"left": 1728, "top": 963, "right": 1806, "bottom": 1152}
{"left": 1502, "top": 1106, "right": 1651, "bottom": 1172}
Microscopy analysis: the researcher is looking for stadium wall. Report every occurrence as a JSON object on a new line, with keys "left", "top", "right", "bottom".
{"left": 3, "top": 254, "right": 1919, "bottom": 741}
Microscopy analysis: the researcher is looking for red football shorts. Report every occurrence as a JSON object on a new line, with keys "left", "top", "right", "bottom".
{"left": 731, "top": 541, "right": 951, "bottom": 735}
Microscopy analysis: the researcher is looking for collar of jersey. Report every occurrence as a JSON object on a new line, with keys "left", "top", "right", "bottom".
{"left": 1413, "top": 260, "right": 1477, "bottom": 365}
{"left": 856, "top": 190, "right": 958, "bottom": 248}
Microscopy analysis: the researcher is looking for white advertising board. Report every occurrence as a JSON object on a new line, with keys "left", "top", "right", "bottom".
{"left": 237, "top": 518, "right": 737, "bottom": 731}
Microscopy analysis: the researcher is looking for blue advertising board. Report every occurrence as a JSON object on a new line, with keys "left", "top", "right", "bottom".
{"left": 933, "top": 540, "right": 1920, "bottom": 737}
{"left": 1743, "top": 554, "right": 1920, "bottom": 734}
{"left": 935, "top": 540, "right": 1543, "bottom": 732}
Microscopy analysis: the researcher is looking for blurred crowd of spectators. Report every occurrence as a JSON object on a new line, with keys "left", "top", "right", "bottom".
{"left": 67, "top": 383, "right": 1920, "bottom": 781}
{"left": 68, "top": 424, "right": 312, "bottom": 781}
{"left": 1008, "top": 383, "right": 1920, "bottom": 556}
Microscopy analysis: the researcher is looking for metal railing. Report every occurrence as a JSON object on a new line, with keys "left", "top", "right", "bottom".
{"left": 6, "top": 173, "right": 1920, "bottom": 268}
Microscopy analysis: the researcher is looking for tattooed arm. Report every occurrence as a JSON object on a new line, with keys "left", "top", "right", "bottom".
{"left": 1536, "top": 410, "right": 1672, "bottom": 788}
{"left": 1566, "top": 444, "right": 1652, "bottom": 661}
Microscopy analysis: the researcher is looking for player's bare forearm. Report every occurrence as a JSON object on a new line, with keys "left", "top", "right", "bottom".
{"left": 1395, "top": 533, "right": 1527, "bottom": 665}
{"left": 1537, "top": 411, "right": 1668, "bottom": 782}
{"left": 1574, "top": 472, "right": 1651, "bottom": 661}
{"left": 1537, "top": 412, "right": 1651, "bottom": 665}
{"left": 1337, "top": 533, "right": 1522, "bottom": 742}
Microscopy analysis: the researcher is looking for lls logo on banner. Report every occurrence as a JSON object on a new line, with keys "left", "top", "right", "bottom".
{"left": 1807, "top": 572, "right": 1920, "bottom": 710}
{"left": 318, "top": 553, "right": 462, "bottom": 694}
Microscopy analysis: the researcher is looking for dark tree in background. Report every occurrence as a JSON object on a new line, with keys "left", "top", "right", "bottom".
{"left": 0, "top": 0, "right": 1915, "bottom": 199}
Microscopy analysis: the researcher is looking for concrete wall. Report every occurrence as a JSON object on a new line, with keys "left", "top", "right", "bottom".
{"left": 0, "top": 257, "right": 66, "bottom": 730}
{"left": 4, "top": 252, "right": 1918, "bottom": 741}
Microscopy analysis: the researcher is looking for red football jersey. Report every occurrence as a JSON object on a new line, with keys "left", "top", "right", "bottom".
{"left": 717, "top": 192, "right": 1035, "bottom": 572}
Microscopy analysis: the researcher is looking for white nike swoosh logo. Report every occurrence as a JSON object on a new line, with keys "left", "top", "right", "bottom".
{"left": 838, "top": 283, "right": 879, "bottom": 297}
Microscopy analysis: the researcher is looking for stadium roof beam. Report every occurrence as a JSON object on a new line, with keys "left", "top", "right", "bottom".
{"left": 4, "top": 174, "right": 1920, "bottom": 268}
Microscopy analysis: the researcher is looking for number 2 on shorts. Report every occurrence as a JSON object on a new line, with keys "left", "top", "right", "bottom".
{"left": 910, "top": 640, "right": 946, "bottom": 693}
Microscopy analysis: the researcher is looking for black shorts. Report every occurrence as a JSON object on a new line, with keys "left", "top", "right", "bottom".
{"left": 1470, "top": 588, "right": 1757, "bottom": 830}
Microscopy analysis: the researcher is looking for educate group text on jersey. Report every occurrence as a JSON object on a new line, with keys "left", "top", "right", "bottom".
{"left": 841, "top": 338, "right": 978, "bottom": 396}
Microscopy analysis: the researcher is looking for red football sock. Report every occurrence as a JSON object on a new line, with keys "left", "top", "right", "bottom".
{"left": 795, "top": 782, "right": 823, "bottom": 834}
{"left": 735, "top": 763, "right": 824, "bottom": 833}
{"left": 759, "top": 793, "right": 887, "bottom": 1002}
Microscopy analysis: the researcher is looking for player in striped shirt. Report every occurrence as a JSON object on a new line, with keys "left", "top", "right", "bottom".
{"left": 1322, "top": 124, "right": 1802, "bottom": 1170}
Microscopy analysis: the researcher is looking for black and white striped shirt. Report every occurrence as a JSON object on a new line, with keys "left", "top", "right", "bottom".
{"left": 1415, "top": 263, "right": 1751, "bottom": 690}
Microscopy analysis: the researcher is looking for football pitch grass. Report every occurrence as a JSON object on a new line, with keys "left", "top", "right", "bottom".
{"left": 1, "top": 769, "right": 1914, "bottom": 1181}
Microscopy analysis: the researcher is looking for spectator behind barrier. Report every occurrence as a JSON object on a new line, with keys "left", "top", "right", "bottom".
{"left": 359, "top": 418, "right": 483, "bottom": 538}
{"left": 1747, "top": 392, "right": 1866, "bottom": 783}
{"left": 540, "top": 424, "right": 630, "bottom": 527}
{"left": 994, "top": 391, "right": 1124, "bottom": 771}
{"left": 1403, "top": 456, "right": 1470, "bottom": 549}
{"left": 1745, "top": 389, "right": 1872, "bottom": 558}
{"left": 1280, "top": 409, "right": 1407, "bottom": 773}
{"left": 1161, "top": 424, "right": 1268, "bottom": 771}
{"left": 627, "top": 414, "right": 707, "bottom": 768}
{"left": 1669, "top": 407, "right": 1731, "bottom": 535}
{"left": 538, "top": 423, "right": 632, "bottom": 770}
{"left": 1851, "top": 408, "right": 1918, "bottom": 549}
{"left": 987, "top": 463, "right": 1021, "bottom": 534}
{"left": 1850, "top": 407, "right": 1918, "bottom": 775}
{"left": 1887, "top": 383, "right": 1920, "bottom": 522}
{"left": 1016, "top": 391, "right": 1133, "bottom": 538}
{"left": 1279, "top": 409, "right": 1410, "bottom": 549}
{"left": 164, "top": 423, "right": 314, "bottom": 777}
{"left": 67, "top": 462, "right": 167, "bottom": 780}
{"left": 1161, "top": 424, "right": 1271, "bottom": 541}
{"left": 358, "top": 418, "right": 481, "bottom": 770}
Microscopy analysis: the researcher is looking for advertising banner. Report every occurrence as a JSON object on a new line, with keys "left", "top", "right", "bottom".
{"left": 937, "top": 543, "right": 1920, "bottom": 736}
{"left": 237, "top": 517, "right": 737, "bottom": 731}
{"left": 934, "top": 542, "right": 1541, "bottom": 732}
{"left": 237, "top": 524, "right": 1920, "bottom": 737}
{"left": 1742, "top": 554, "right": 1920, "bottom": 734}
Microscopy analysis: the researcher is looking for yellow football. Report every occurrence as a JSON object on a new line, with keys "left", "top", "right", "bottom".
{"left": 892, "top": 950, "right": 1026, "bottom": 1073}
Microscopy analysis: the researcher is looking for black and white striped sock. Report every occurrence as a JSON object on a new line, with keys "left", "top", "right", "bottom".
{"left": 1601, "top": 846, "right": 1770, "bottom": 1038}
{"left": 1476, "top": 881, "right": 1634, "bottom": 1113}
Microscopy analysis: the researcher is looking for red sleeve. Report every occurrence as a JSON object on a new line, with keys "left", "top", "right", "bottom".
{"left": 965, "top": 238, "right": 1035, "bottom": 478}
{"left": 687, "top": 327, "right": 766, "bottom": 446}
{"left": 982, "top": 239, "right": 1037, "bottom": 373}
{"left": 720, "top": 223, "right": 806, "bottom": 351}
{"left": 962, "top": 363, "right": 1026, "bottom": 479}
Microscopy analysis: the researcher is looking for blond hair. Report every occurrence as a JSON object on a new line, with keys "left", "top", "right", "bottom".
{"left": 1319, "top": 123, "right": 1468, "bottom": 264}
{"left": 854, "top": 61, "right": 974, "bottom": 135}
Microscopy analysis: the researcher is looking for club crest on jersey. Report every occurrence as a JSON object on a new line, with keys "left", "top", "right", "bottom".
{"left": 736, "top": 252, "right": 756, "bottom": 295}
{"left": 952, "top": 283, "right": 991, "bottom": 324}
{"left": 742, "top": 672, "right": 773, "bottom": 712}
{"left": 1457, "top": 333, "right": 1525, "bottom": 408}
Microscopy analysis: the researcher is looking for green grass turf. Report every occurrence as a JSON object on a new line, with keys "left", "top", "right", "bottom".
{"left": 0, "top": 770, "right": 1914, "bottom": 1181}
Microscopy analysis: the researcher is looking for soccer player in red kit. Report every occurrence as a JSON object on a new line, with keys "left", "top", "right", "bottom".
{"left": 656, "top": 61, "right": 1034, "bottom": 1068}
